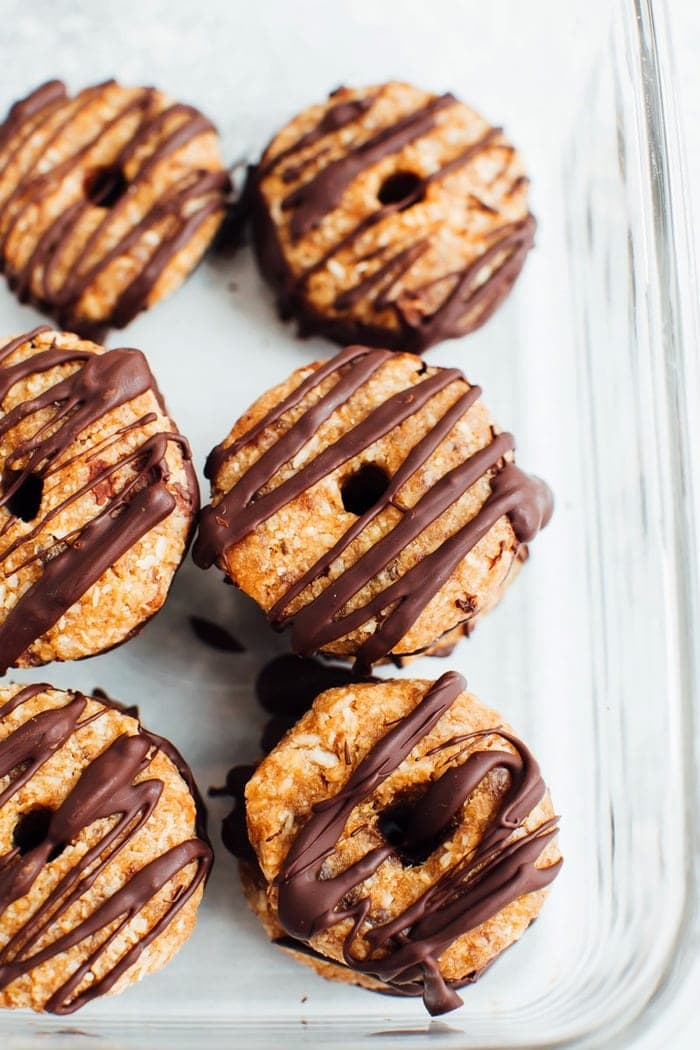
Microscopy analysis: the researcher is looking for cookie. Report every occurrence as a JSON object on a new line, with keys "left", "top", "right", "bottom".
{"left": 212, "top": 654, "right": 373, "bottom": 860}
{"left": 250, "top": 81, "right": 534, "bottom": 351}
{"left": 0, "top": 327, "right": 198, "bottom": 672}
{"left": 214, "top": 653, "right": 391, "bottom": 995}
{"left": 194, "top": 346, "right": 552, "bottom": 670}
{"left": 239, "top": 858, "right": 394, "bottom": 996}
{"left": 0, "top": 682, "right": 212, "bottom": 1013}
{"left": 243, "top": 672, "right": 561, "bottom": 1015}
{"left": 0, "top": 79, "right": 229, "bottom": 337}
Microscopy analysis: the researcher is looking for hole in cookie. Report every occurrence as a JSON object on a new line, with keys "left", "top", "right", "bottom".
{"left": 377, "top": 171, "right": 424, "bottom": 210}
{"left": 12, "top": 807, "right": 64, "bottom": 860}
{"left": 84, "top": 165, "right": 129, "bottom": 208}
{"left": 340, "top": 464, "right": 389, "bottom": 516}
{"left": 378, "top": 794, "right": 453, "bottom": 867}
{"left": 2, "top": 469, "right": 44, "bottom": 522}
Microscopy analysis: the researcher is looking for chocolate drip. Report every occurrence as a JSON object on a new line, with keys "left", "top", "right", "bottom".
{"left": 251, "top": 87, "right": 535, "bottom": 350}
{"left": 91, "top": 690, "right": 209, "bottom": 842}
{"left": 0, "top": 682, "right": 48, "bottom": 719}
{"left": 194, "top": 346, "right": 551, "bottom": 669}
{"left": 202, "top": 342, "right": 388, "bottom": 483}
{"left": 333, "top": 239, "right": 431, "bottom": 311}
{"left": 0, "top": 686, "right": 212, "bottom": 1013}
{"left": 276, "top": 672, "right": 561, "bottom": 1014}
{"left": 0, "top": 330, "right": 198, "bottom": 673}
{"left": 270, "top": 934, "right": 486, "bottom": 1000}
{"left": 0, "top": 692, "right": 85, "bottom": 809}
{"left": 401, "top": 216, "right": 536, "bottom": 349}
{"left": 0, "top": 80, "right": 230, "bottom": 335}
{"left": 329, "top": 128, "right": 504, "bottom": 317}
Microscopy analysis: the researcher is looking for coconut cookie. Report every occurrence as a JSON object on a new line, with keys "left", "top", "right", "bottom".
{"left": 0, "top": 79, "right": 229, "bottom": 337}
{"left": 194, "top": 346, "right": 552, "bottom": 671}
{"left": 0, "top": 327, "right": 198, "bottom": 673}
{"left": 243, "top": 672, "right": 561, "bottom": 1015}
{"left": 212, "top": 654, "right": 375, "bottom": 860}
{"left": 250, "top": 81, "right": 534, "bottom": 351}
{"left": 0, "top": 682, "right": 212, "bottom": 1013}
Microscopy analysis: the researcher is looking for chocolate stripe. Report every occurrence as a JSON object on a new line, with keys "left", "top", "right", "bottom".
{"left": 200, "top": 366, "right": 463, "bottom": 553}
{"left": 0, "top": 330, "right": 197, "bottom": 672}
{"left": 276, "top": 672, "right": 561, "bottom": 1014}
{"left": 269, "top": 385, "right": 483, "bottom": 620}
{"left": 0, "top": 686, "right": 212, "bottom": 1014}
{"left": 252, "top": 86, "right": 535, "bottom": 350}
{"left": 258, "top": 93, "right": 378, "bottom": 180}
{"left": 195, "top": 347, "right": 552, "bottom": 667}
{"left": 0, "top": 81, "right": 229, "bottom": 334}
{"left": 282, "top": 93, "right": 455, "bottom": 240}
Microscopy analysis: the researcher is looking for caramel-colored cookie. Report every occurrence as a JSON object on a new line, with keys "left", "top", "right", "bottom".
{"left": 194, "top": 346, "right": 551, "bottom": 670}
{"left": 0, "top": 79, "right": 229, "bottom": 337}
{"left": 244, "top": 672, "right": 561, "bottom": 1015}
{"left": 0, "top": 327, "right": 198, "bottom": 672}
{"left": 0, "top": 682, "right": 212, "bottom": 1013}
{"left": 251, "top": 81, "right": 534, "bottom": 351}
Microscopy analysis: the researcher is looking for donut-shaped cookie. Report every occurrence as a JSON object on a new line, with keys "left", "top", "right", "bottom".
{"left": 243, "top": 672, "right": 561, "bottom": 1014}
{"left": 0, "top": 79, "right": 229, "bottom": 337}
{"left": 250, "top": 81, "right": 534, "bottom": 351}
{"left": 0, "top": 327, "right": 198, "bottom": 672}
{"left": 194, "top": 346, "right": 552, "bottom": 670}
{"left": 0, "top": 682, "right": 212, "bottom": 1013}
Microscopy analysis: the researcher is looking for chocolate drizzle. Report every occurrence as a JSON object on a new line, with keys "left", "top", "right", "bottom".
{"left": 194, "top": 346, "right": 552, "bottom": 670}
{"left": 0, "top": 328, "right": 198, "bottom": 673}
{"left": 0, "top": 685, "right": 212, "bottom": 1013}
{"left": 269, "top": 933, "right": 487, "bottom": 1000}
{"left": 250, "top": 86, "right": 536, "bottom": 350}
{"left": 258, "top": 91, "right": 377, "bottom": 185}
{"left": 0, "top": 80, "right": 229, "bottom": 335}
{"left": 275, "top": 672, "right": 561, "bottom": 1015}
{"left": 281, "top": 94, "right": 455, "bottom": 242}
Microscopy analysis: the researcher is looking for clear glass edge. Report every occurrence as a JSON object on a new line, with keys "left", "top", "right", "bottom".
{"left": 605, "top": 1, "right": 700, "bottom": 1044}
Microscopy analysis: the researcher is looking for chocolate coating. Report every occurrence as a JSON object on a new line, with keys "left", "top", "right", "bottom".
{"left": 0, "top": 327, "right": 198, "bottom": 673}
{"left": 194, "top": 345, "right": 552, "bottom": 671}
{"left": 275, "top": 672, "right": 561, "bottom": 1015}
{"left": 0, "top": 80, "right": 229, "bottom": 336}
{"left": 249, "top": 85, "right": 535, "bottom": 351}
{"left": 0, "top": 685, "right": 212, "bottom": 1014}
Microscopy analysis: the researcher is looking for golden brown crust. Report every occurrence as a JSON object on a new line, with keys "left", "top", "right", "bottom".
{"left": 245, "top": 677, "right": 560, "bottom": 991}
{"left": 0, "top": 80, "right": 228, "bottom": 332}
{"left": 206, "top": 351, "right": 522, "bottom": 662}
{"left": 253, "top": 81, "right": 534, "bottom": 350}
{"left": 0, "top": 328, "right": 197, "bottom": 668}
{"left": 0, "top": 683, "right": 208, "bottom": 1012}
